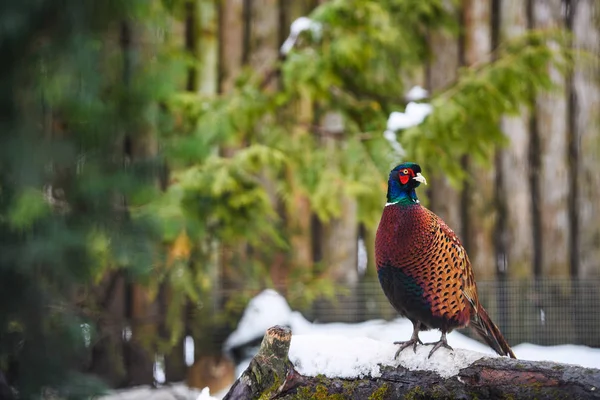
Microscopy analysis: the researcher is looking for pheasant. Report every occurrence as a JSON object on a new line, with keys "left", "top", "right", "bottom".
{"left": 375, "top": 162, "right": 516, "bottom": 359}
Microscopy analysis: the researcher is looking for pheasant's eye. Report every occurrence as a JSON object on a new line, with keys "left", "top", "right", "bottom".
{"left": 402, "top": 169, "right": 409, "bottom": 174}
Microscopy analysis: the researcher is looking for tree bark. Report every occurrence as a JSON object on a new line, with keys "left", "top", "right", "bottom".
{"left": 283, "top": 0, "right": 315, "bottom": 289}
{"left": 224, "top": 325, "right": 600, "bottom": 399}
{"left": 318, "top": 112, "right": 360, "bottom": 322}
{"left": 572, "top": 0, "right": 600, "bottom": 280}
{"left": 218, "top": 0, "right": 245, "bottom": 93}
{"left": 499, "top": 0, "right": 534, "bottom": 279}
{"left": 223, "top": 326, "right": 296, "bottom": 400}
{"left": 569, "top": 0, "right": 600, "bottom": 348}
{"left": 426, "top": 0, "right": 461, "bottom": 268}
{"left": 198, "top": 0, "right": 218, "bottom": 95}
{"left": 121, "top": 18, "right": 160, "bottom": 388}
{"left": 249, "top": 0, "right": 280, "bottom": 85}
{"left": 532, "top": 0, "right": 570, "bottom": 277}
{"left": 462, "top": 0, "right": 495, "bottom": 281}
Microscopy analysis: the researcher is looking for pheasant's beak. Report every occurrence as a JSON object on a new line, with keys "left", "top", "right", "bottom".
{"left": 413, "top": 172, "right": 427, "bottom": 185}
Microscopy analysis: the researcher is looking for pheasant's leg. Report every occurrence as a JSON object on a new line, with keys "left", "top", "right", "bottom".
{"left": 424, "top": 331, "right": 453, "bottom": 358}
{"left": 393, "top": 321, "right": 423, "bottom": 358}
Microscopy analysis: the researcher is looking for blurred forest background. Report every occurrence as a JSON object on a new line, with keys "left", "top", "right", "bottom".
{"left": 0, "top": 0, "right": 599, "bottom": 398}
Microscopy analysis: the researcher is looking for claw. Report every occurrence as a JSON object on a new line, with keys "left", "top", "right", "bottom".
{"left": 393, "top": 322, "right": 423, "bottom": 359}
{"left": 425, "top": 332, "right": 453, "bottom": 358}
{"left": 394, "top": 337, "right": 423, "bottom": 358}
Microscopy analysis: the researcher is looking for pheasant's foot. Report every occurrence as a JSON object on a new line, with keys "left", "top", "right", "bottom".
{"left": 393, "top": 337, "right": 423, "bottom": 358}
{"left": 424, "top": 333, "right": 453, "bottom": 358}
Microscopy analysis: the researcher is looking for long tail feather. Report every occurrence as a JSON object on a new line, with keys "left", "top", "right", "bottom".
{"left": 470, "top": 304, "right": 516, "bottom": 358}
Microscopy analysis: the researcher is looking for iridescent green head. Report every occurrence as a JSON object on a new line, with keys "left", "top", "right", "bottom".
{"left": 386, "top": 162, "right": 427, "bottom": 204}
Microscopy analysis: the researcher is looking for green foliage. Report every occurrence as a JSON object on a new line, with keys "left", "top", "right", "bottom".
{"left": 0, "top": 0, "right": 179, "bottom": 396}
{"left": 167, "top": 0, "right": 571, "bottom": 233}
{"left": 7, "top": 188, "right": 49, "bottom": 230}
{"left": 402, "top": 30, "right": 573, "bottom": 183}
{"left": 177, "top": 145, "right": 287, "bottom": 245}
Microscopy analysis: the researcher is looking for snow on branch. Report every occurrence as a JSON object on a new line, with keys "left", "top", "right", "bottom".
{"left": 383, "top": 101, "right": 432, "bottom": 157}
{"left": 280, "top": 17, "right": 322, "bottom": 55}
{"left": 223, "top": 325, "right": 600, "bottom": 400}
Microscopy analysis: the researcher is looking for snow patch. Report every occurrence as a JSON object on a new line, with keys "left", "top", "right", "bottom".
{"left": 405, "top": 85, "right": 429, "bottom": 101}
{"left": 289, "top": 334, "right": 485, "bottom": 379}
{"left": 383, "top": 101, "right": 432, "bottom": 155}
{"left": 196, "top": 387, "right": 219, "bottom": 400}
{"left": 185, "top": 335, "right": 195, "bottom": 367}
{"left": 224, "top": 289, "right": 293, "bottom": 351}
{"left": 290, "top": 335, "right": 395, "bottom": 379}
{"left": 397, "top": 345, "right": 486, "bottom": 378}
{"left": 512, "top": 343, "right": 600, "bottom": 369}
{"left": 153, "top": 354, "right": 166, "bottom": 385}
{"left": 357, "top": 238, "right": 368, "bottom": 276}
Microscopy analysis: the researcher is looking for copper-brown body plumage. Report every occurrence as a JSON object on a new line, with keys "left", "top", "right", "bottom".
{"left": 376, "top": 162, "right": 516, "bottom": 359}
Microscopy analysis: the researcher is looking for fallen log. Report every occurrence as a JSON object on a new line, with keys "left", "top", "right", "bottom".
{"left": 223, "top": 325, "right": 600, "bottom": 399}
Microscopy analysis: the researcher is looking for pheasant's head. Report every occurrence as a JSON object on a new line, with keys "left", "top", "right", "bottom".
{"left": 386, "top": 162, "right": 427, "bottom": 204}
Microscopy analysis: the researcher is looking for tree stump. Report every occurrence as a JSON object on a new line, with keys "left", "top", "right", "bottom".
{"left": 223, "top": 325, "right": 600, "bottom": 399}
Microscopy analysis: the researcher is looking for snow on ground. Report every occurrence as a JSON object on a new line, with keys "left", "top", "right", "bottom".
{"left": 223, "top": 289, "right": 297, "bottom": 352}
{"left": 227, "top": 289, "right": 600, "bottom": 382}
{"left": 510, "top": 343, "right": 600, "bottom": 368}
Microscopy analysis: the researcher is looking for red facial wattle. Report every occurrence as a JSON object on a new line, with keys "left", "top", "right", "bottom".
{"left": 399, "top": 168, "right": 414, "bottom": 185}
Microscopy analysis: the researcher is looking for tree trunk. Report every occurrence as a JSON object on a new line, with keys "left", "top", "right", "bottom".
{"left": 572, "top": 0, "right": 600, "bottom": 280}
{"left": 249, "top": 0, "right": 280, "bottom": 85}
{"left": 570, "top": 0, "right": 600, "bottom": 347}
{"left": 198, "top": 0, "right": 218, "bottom": 95}
{"left": 462, "top": 0, "right": 495, "bottom": 281}
{"left": 494, "top": 0, "right": 534, "bottom": 346}
{"left": 283, "top": 0, "right": 315, "bottom": 289}
{"left": 318, "top": 112, "right": 360, "bottom": 322}
{"left": 426, "top": 0, "right": 461, "bottom": 262}
{"left": 219, "top": 0, "right": 245, "bottom": 93}
{"left": 499, "top": 0, "right": 534, "bottom": 280}
{"left": 224, "top": 326, "right": 600, "bottom": 400}
{"left": 183, "top": 0, "right": 236, "bottom": 393}
{"left": 89, "top": 272, "right": 129, "bottom": 387}
{"left": 532, "top": 0, "right": 569, "bottom": 277}
{"left": 122, "top": 18, "right": 160, "bottom": 387}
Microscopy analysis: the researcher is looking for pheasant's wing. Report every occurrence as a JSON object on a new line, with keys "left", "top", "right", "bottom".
{"left": 438, "top": 218, "right": 516, "bottom": 358}
{"left": 419, "top": 210, "right": 478, "bottom": 327}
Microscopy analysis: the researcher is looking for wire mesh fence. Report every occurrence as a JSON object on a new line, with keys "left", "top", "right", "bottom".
{"left": 300, "top": 278, "right": 600, "bottom": 348}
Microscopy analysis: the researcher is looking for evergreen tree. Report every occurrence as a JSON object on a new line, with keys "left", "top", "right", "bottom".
{"left": 0, "top": 1, "right": 175, "bottom": 397}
